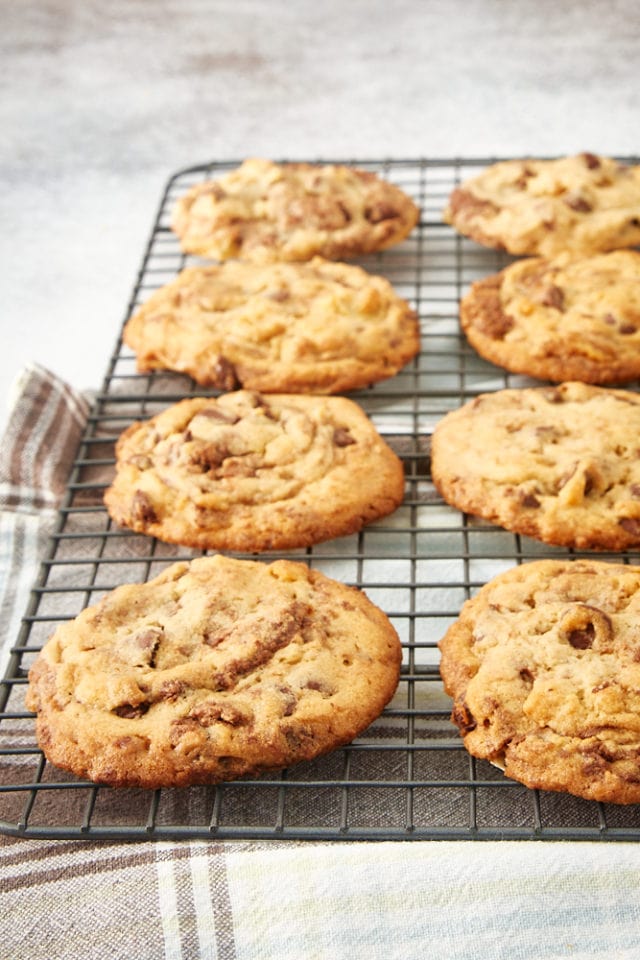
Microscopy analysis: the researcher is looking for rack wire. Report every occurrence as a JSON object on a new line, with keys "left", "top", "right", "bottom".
{"left": 3, "top": 157, "right": 640, "bottom": 841}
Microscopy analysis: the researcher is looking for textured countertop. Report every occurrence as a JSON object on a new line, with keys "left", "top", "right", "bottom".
{"left": 2, "top": 0, "right": 639, "bottom": 429}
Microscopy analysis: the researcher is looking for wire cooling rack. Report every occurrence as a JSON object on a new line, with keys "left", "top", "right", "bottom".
{"left": 3, "top": 157, "right": 640, "bottom": 842}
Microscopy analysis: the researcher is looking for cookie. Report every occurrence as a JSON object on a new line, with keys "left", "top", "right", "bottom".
{"left": 460, "top": 250, "right": 640, "bottom": 384}
{"left": 104, "top": 390, "right": 405, "bottom": 552}
{"left": 25, "top": 555, "right": 402, "bottom": 788}
{"left": 123, "top": 257, "right": 420, "bottom": 393}
{"left": 171, "top": 158, "right": 419, "bottom": 262}
{"left": 444, "top": 153, "right": 640, "bottom": 258}
{"left": 430, "top": 381, "right": 640, "bottom": 551}
{"left": 439, "top": 558, "right": 640, "bottom": 803}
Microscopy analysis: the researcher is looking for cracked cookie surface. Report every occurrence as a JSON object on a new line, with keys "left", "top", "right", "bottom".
{"left": 460, "top": 250, "right": 640, "bottom": 384}
{"left": 439, "top": 558, "right": 640, "bottom": 803}
{"left": 104, "top": 390, "right": 405, "bottom": 552}
{"left": 123, "top": 257, "right": 420, "bottom": 393}
{"left": 171, "top": 158, "right": 419, "bottom": 262}
{"left": 431, "top": 382, "right": 640, "bottom": 550}
{"left": 26, "top": 555, "right": 402, "bottom": 788}
{"left": 444, "top": 153, "right": 640, "bottom": 258}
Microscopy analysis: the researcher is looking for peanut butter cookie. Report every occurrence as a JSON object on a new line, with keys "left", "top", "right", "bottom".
{"left": 431, "top": 382, "right": 640, "bottom": 551}
{"left": 26, "top": 555, "right": 402, "bottom": 788}
{"left": 460, "top": 250, "right": 640, "bottom": 384}
{"left": 444, "top": 153, "right": 640, "bottom": 257}
{"left": 104, "top": 391, "right": 405, "bottom": 552}
{"left": 171, "top": 158, "right": 419, "bottom": 261}
{"left": 439, "top": 558, "right": 640, "bottom": 803}
{"left": 123, "top": 257, "right": 420, "bottom": 393}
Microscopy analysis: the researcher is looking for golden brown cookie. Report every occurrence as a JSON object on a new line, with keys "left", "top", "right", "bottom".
{"left": 439, "top": 558, "right": 640, "bottom": 803}
{"left": 460, "top": 250, "right": 640, "bottom": 384}
{"left": 444, "top": 153, "right": 640, "bottom": 257}
{"left": 104, "top": 391, "right": 405, "bottom": 552}
{"left": 123, "top": 257, "right": 420, "bottom": 393}
{"left": 430, "top": 382, "right": 640, "bottom": 551}
{"left": 26, "top": 555, "right": 402, "bottom": 788}
{"left": 171, "top": 158, "right": 419, "bottom": 261}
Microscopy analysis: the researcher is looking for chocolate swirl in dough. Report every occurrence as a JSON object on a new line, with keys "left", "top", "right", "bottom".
{"left": 26, "top": 555, "right": 402, "bottom": 788}
{"left": 104, "top": 391, "right": 405, "bottom": 552}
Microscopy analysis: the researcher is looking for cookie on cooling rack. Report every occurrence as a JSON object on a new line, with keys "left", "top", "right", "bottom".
{"left": 171, "top": 158, "right": 419, "bottom": 262}
{"left": 123, "top": 257, "right": 420, "bottom": 393}
{"left": 443, "top": 152, "right": 640, "bottom": 258}
{"left": 439, "top": 558, "right": 640, "bottom": 804}
{"left": 430, "top": 381, "right": 640, "bottom": 551}
{"left": 26, "top": 555, "right": 402, "bottom": 789}
{"left": 460, "top": 250, "right": 640, "bottom": 384}
{"left": 104, "top": 390, "right": 405, "bottom": 552}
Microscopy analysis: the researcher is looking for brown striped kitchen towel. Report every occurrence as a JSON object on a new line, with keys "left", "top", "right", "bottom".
{"left": 0, "top": 363, "right": 91, "bottom": 513}
{"left": 0, "top": 364, "right": 90, "bottom": 679}
{"left": 1, "top": 365, "right": 640, "bottom": 960}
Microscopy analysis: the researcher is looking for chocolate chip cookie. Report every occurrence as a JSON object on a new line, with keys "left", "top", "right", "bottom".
{"left": 439, "top": 558, "right": 640, "bottom": 803}
{"left": 444, "top": 153, "right": 640, "bottom": 257}
{"left": 171, "top": 158, "right": 419, "bottom": 261}
{"left": 123, "top": 257, "right": 420, "bottom": 393}
{"left": 104, "top": 391, "right": 405, "bottom": 552}
{"left": 431, "top": 381, "right": 640, "bottom": 551}
{"left": 26, "top": 555, "right": 402, "bottom": 788}
{"left": 460, "top": 250, "right": 640, "bottom": 384}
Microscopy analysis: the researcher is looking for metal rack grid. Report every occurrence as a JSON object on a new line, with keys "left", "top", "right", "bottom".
{"left": 3, "top": 156, "right": 640, "bottom": 842}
